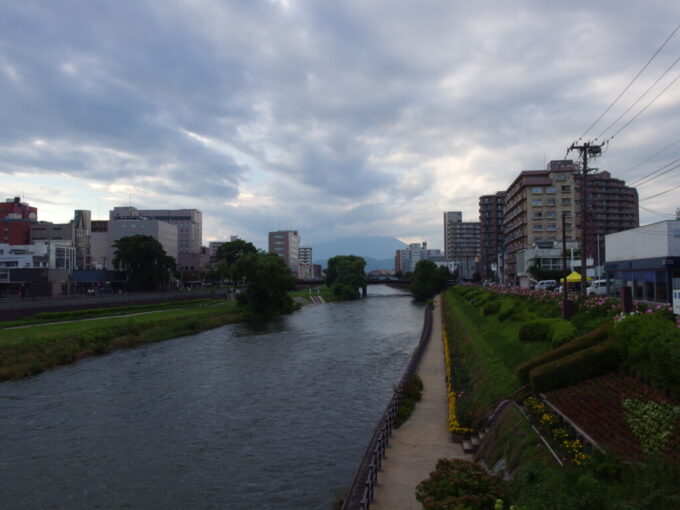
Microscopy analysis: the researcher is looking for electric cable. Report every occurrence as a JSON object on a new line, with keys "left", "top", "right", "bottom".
{"left": 639, "top": 182, "right": 680, "bottom": 201}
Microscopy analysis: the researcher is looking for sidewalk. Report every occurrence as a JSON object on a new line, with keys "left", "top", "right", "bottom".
{"left": 371, "top": 295, "right": 470, "bottom": 510}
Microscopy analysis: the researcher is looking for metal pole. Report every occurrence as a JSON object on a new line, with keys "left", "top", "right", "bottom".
{"left": 580, "top": 147, "right": 588, "bottom": 296}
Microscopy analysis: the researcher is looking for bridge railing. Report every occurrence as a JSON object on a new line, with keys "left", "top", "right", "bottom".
{"left": 341, "top": 303, "right": 433, "bottom": 510}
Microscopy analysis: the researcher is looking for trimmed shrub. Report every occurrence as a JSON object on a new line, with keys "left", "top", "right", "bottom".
{"left": 395, "top": 374, "right": 424, "bottom": 428}
{"left": 529, "top": 340, "right": 620, "bottom": 393}
{"left": 611, "top": 313, "right": 680, "bottom": 397}
{"left": 498, "top": 300, "right": 520, "bottom": 321}
{"left": 550, "top": 319, "right": 577, "bottom": 348}
{"left": 519, "top": 319, "right": 553, "bottom": 342}
{"left": 515, "top": 322, "right": 611, "bottom": 384}
{"left": 483, "top": 301, "right": 501, "bottom": 316}
{"left": 416, "top": 458, "right": 508, "bottom": 510}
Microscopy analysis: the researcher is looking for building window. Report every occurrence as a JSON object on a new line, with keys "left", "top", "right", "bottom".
{"left": 546, "top": 224, "right": 557, "bottom": 231}
{"left": 546, "top": 186, "right": 556, "bottom": 193}
{"left": 546, "top": 211, "right": 556, "bottom": 218}
{"left": 533, "top": 224, "right": 543, "bottom": 231}
{"left": 546, "top": 199, "right": 556, "bottom": 207}
{"left": 565, "top": 223, "right": 572, "bottom": 230}
{"left": 561, "top": 185, "right": 571, "bottom": 192}
{"left": 555, "top": 173, "right": 567, "bottom": 181}
{"left": 534, "top": 237, "right": 543, "bottom": 243}
{"left": 563, "top": 210, "right": 572, "bottom": 217}
{"left": 532, "top": 211, "right": 543, "bottom": 218}
{"left": 531, "top": 199, "right": 542, "bottom": 206}
{"left": 531, "top": 187, "right": 543, "bottom": 194}
{"left": 562, "top": 198, "right": 571, "bottom": 205}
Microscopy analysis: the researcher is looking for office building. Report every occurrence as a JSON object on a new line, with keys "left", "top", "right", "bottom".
{"left": 0, "top": 197, "right": 38, "bottom": 245}
{"left": 268, "top": 230, "right": 300, "bottom": 273}
{"left": 443, "top": 211, "right": 480, "bottom": 280}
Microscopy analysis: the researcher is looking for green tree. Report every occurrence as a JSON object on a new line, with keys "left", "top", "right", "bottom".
{"left": 325, "top": 255, "right": 367, "bottom": 300}
{"left": 234, "top": 252, "right": 296, "bottom": 317}
{"left": 112, "top": 235, "right": 176, "bottom": 291}
{"left": 410, "top": 260, "right": 448, "bottom": 301}
{"left": 215, "top": 239, "right": 257, "bottom": 266}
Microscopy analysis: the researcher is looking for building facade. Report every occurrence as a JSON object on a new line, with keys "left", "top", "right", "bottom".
{"left": 443, "top": 211, "right": 480, "bottom": 280}
{"left": 395, "top": 242, "right": 445, "bottom": 273}
{"left": 479, "top": 192, "right": 505, "bottom": 281}
{"left": 268, "top": 230, "right": 300, "bottom": 273}
{"left": 443, "top": 211, "right": 463, "bottom": 261}
{"left": 30, "top": 209, "right": 91, "bottom": 270}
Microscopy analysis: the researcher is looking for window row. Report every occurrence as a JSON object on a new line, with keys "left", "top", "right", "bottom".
{"left": 531, "top": 198, "right": 571, "bottom": 206}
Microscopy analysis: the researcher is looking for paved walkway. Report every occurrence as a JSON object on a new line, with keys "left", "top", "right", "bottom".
{"left": 371, "top": 295, "right": 470, "bottom": 510}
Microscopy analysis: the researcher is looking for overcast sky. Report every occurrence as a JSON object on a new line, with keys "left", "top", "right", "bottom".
{"left": 2, "top": 1, "right": 679, "bottom": 250}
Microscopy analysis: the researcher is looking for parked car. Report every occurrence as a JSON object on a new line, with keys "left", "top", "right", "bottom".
{"left": 587, "top": 279, "right": 607, "bottom": 296}
{"left": 535, "top": 280, "right": 557, "bottom": 291}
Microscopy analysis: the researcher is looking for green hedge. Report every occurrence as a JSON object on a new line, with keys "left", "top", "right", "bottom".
{"left": 550, "top": 319, "right": 577, "bottom": 347}
{"left": 529, "top": 340, "right": 620, "bottom": 393}
{"left": 515, "top": 322, "right": 611, "bottom": 384}
{"left": 611, "top": 313, "right": 680, "bottom": 397}
{"left": 519, "top": 319, "right": 553, "bottom": 342}
{"left": 483, "top": 301, "right": 501, "bottom": 316}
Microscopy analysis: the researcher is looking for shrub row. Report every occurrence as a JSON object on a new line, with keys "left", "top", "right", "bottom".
{"left": 529, "top": 340, "right": 620, "bottom": 393}
{"left": 515, "top": 323, "right": 611, "bottom": 385}
{"left": 395, "top": 373, "right": 424, "bottom": 428}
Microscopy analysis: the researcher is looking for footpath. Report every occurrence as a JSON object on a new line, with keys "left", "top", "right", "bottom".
{"left": 370, "top": 295, "right": 470, "bottom": 510}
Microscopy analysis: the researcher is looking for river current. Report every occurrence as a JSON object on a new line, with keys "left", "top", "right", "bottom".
{"left": 0, "top": 285, "right": 424, "bottom": 509}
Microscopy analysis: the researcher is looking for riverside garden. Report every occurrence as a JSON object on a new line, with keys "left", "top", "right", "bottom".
{"left": 416, "top": 284, "right": 680, "bottom": 510}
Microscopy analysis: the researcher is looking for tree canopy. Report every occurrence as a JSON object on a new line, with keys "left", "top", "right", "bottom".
{"left": 215, "top": 239, "right": 257, "bottom": 266}
{"left": 234, "top": 252, "right": 296, "bottom": 317}
{"left": 325, "top": 255, "right": 367, "bottom": 300}
{"left": 112, "top": 235, "right": 176, "bottom": 291}
{"left": 410, "top": 260, "right": 450, "bottom": 301}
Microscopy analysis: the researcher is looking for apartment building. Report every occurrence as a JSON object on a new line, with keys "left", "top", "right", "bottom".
{"left": 268, "top": 230, "right": 300, "bottom": 273}
{"left": 395, "top": 242, "right": 445, "bottom": 273}
{"left": 479, "top": 191, "right": 506, "bottom": 280}
{"left": 504, "top": 160, "right": 579, "bottom": 284}
{"left": 443, "top": 211, "right": 480, "bottom": 280}
{"left": 573, "top": 171, "right": 639, "bottom": 266}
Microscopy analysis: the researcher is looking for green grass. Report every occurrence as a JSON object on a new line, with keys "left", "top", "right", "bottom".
{"left": 442, "top": 288, "right": 553, "bottom": 425}
{"left": 0, "top": 298, "right": 216, "bottom": 329}
{"left": 288, "top": 286, "right": 337, "bottom": 303}
{"left": 0, "top": 301, "right": 249, "bottom": 381}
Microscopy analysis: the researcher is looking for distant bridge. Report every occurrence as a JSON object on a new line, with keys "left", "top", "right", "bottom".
{"left": 294, "top": 277, "right": 409, "bottom": 290}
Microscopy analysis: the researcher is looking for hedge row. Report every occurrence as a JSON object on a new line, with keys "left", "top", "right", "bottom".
{"left": 515, "top": 323, "right": 611, "bottom": 385}
{"left": 529, "top": 340, "right": 620, "bottom": 393}
{"left": 518, "top": 318, "right": 577, "bottom": 347}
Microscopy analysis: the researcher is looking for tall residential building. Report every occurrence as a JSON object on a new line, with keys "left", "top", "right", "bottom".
{"left": 268, "top": 230, "right": 300, "bottom": 273}
{"left": 443, "top": 211, "right": 463, "bottom": 261}
{"left": 0, "top": 197, "right": 38, "bottom": 245}
{"left": 298, "top": 247, "right": 313, "bottom": 265}
{"left": 107, "top": 207, "right": 178, "bottom": 269}
{"left": 443, "top": 211, "right": 480, "bottom": 280}
{"left": 479, "top": 192, "right": 506, "bottom": 280}
{"left": 395, "top": 242, "right": 445, "bottom": 273}
{"left": 573, "top": 171, "right": 639, "bottom": 267}
{"left": 504, "top": 160, "right": 579, "bottom": 284}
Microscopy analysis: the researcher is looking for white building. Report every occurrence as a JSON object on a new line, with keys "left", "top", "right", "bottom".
{"left": 0, "top": 241, "right": 75, "bottom": 270}
{"left": 396, "top": 242, "right": 445, "bottom": 273}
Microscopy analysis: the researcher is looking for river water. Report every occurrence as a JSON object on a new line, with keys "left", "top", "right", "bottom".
{"left": 0, "top": 285, "right": 424, "bottom": 509}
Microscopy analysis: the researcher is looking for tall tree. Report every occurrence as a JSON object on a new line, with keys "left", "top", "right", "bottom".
{"left": 234, "top": 252, "right": 296, "bottom": 317}
{"left": 112, "top": 235, "right": 176, "bottom": 291}
{"left": 326, "top": 255, "right": 367, "bottom": 300}
{"left": 215, "top": 239, "right": 257, "bottom": 266}
{"left": 410, "top": 260, "right": 448, "bottom": 301}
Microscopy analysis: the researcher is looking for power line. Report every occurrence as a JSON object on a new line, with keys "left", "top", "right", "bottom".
{"left": 618, "top": 134, "right": 680, "bottom": 178}
{"left": 578, "top": 23, "right": 680, "bottom": 141}
{"left": 639, "top": 182, "right": 680, "bottom": 201}
{"left": 630, "top": 159, "right": 680, "bottom": 187}
{"left": 595, "top": 54, "right": 680, "bottom": 140}
{"left": 608, "top": 69, "right": 680, "bottom": 140}
{"left": 639, "top": 204, "right": 677, "bottom": 218}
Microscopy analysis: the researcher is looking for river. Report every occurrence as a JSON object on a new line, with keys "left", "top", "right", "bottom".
{"left": 0, "top": 285, "right": 424, "bottom": 509}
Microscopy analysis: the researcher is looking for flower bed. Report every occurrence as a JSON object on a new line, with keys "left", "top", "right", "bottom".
{"left": 442, "top": 322, "right": 474, "bottom": 437}
{"left": 544, "top": 372, "right": 680, "bottom": 462}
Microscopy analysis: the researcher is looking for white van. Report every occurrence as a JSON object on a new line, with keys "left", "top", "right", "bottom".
{"left": 535, "top": 280, "right": 557, "bottom": 291}
{"left": 587, "top": 279, "right": 607, "bottom": 296}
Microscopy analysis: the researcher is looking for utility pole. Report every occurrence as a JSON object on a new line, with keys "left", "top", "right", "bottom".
{"left": 568, "top": 141, "right": 603, "bottom": 295}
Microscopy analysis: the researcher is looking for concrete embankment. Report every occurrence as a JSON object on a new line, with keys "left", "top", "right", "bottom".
{"left": 370, "top": 295, "right": 470, "bottom": 510}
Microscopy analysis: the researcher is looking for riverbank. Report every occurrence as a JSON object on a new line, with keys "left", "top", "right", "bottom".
{"left": 0, "top": 301, "right": 249, "bottom": 381}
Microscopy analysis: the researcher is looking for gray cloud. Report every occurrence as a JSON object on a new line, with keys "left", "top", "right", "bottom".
{"left": 2, "top": 0, "right": 680, "bottom": 247}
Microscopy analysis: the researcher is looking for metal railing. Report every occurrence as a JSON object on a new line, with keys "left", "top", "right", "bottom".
{"left": 341, "top": 304, "right": 433, "bottom": 510}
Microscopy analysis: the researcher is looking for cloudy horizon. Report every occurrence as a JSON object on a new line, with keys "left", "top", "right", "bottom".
{"left": 2, "top": 1, "right": 679, "bottom": 250}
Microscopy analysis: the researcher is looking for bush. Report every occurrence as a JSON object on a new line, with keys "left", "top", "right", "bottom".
{"left": 519, "top": 320, "right": 553, "bottom": 342}
{"left": 515, "top": 323, "right": 611, "bottom": 384}
{"left": 550, "top": 319, "right": 577, "bottom": 348}
{"left": 611, "top": 313, "right": 680, "bottom": 396}
{"left": 416, "top": 458, "right": 508, "bottom": 510}
{"left": 529, "top": 340, "right": 620, "bottom": 393}
{"left": 498, "top": 300, "right": 520, "bottom": 321}
{"left": 395, "top": 374, "right": 424, "bottom": 428}
{"left": 483, "top": 301, "right": 501, "bottom": 316}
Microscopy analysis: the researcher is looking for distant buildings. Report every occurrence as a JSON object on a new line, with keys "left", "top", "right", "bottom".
{"left": 395, "top": 242, "right": 444, "bottom": 273}
{"left": 137, "top": 208, "right": 202, "bottom": 270}
{"left": 30, "top": 210, "right": 91, "bottom": 270}
{"left": 268, "top": 230, "right": 300, "bottom": 274}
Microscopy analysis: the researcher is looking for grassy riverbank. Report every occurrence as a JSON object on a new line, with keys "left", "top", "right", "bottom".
{"left": 0, "top": 301, "right": 249, "bottom": 381}
{"left": 288, "top": 286, "right": 337, "bottom": 303}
